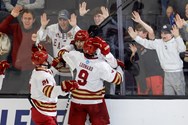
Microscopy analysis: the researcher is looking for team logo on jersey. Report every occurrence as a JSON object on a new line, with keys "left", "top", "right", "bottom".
{"left": 67, "top": 32, "right": 73, "bottom": 39}
{"left": 56, "top": 33, "right": 62, "bottom": 38}
{"left": 86, "top": 60, "right": 89, "bottom": 64}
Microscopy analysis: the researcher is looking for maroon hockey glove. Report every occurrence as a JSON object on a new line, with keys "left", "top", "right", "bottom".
{"left": 31, "top": 43, "right": 46, "bottom": 53}
{"left": 92, "top": 36, "right": 110, "bottom": 56}
{"left": 61, "top": 80, "right": 79, "bottom": 92}
{"left": 51, "top": 57, "right": 66, "bottom": 70}
{"left": 0, "top": 60, "right": 10, "bottom": 75}
{"left": 117, "top": 59, "right": 125, "bottom": 69}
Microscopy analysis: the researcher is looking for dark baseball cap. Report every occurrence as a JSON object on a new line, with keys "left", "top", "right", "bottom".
{"left": 58, "top": 9, "right": 70, "bottom": 20}
{"left": 161, "top": 24, "right": 172, "bottom": 34}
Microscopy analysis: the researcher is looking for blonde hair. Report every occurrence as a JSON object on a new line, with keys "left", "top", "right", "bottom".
{"left": 135, "top": 24, "right": 148, "bottom": 33}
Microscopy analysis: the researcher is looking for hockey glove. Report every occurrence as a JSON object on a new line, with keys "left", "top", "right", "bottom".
{"left": 0, "top": 60, "right": 10, "bottom": 75}
{"left": 31, "top": 43, "right": 46, "bottom": 53}
{"left": 92, "top": 36, "right": 110, "bottom": 56}
{"left": 61, "top": 80, "right": 79, "bottom": 92}
{"left": 117, "top": 59, "right": 125, "bottom": 69}
{"left": 51, "top": 57, "right": 66, "bottom": 71}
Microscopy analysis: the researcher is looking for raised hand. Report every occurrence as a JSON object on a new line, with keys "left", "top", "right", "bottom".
{"left": 69, "top": 13, "right": 77, "bottom": 28}
{"left": 174, "top": 14, "right": 184, "bottom": 29}
{"left": 40, "top": 13, "right": 50, "bottom": 29}
{"left": 129, "top": 43, "right": 137, "bottom": 55}
{"left": 171, "top": 25, "right": 180, "bottom": 38}
{"left": 79, "top": 2, "right": 90, "bottom": 16}
{"left": 128, "top": 27, "right": 138, "bottom": 39}
{"left": 132, "top": 11, "right": 142, "bottom": 23}
{"left": 100, "top": 6, "right": 109, "bottom": 19}
{"left": 11, "top": 6, "right": 22, "bottom": 17}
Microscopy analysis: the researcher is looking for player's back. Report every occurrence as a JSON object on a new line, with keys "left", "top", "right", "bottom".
{"left": 30, "top": 68, "right": 57, "bottom": 102}
{"left": 64, "top": 50, "right": 118, "bottom": 104}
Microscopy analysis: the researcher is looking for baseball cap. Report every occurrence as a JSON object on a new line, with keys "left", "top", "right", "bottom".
{"left": 161, "top": 24, "right": 172, "bottom": 34}
{"left": 58, "top": 9, "right": 70, "bottom": 20}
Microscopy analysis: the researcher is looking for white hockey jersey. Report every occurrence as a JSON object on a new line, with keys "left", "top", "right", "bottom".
{"left": 29, "top": 67, "right": 67, "bottom": 116}
{"left": 37, "top": 24, "right": 80, "bottom": 57}
{"left": 63, "top": 51, "right": 123, "bottom": 104}
{"left": 61, "top": 44, "right": 118, "bottom": 68}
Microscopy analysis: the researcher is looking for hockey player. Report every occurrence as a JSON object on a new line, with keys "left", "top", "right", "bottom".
{"left": 29, "top": 48, "right": 79, "bottom": 125}
{"left": 61, "top": 38, "right": 124, "bottom": 125}
{"left": 57, "top": 29, "right": 124, "bottom": 70}
{"left": 56, "top": 29, "right": 124, "bottom": 96}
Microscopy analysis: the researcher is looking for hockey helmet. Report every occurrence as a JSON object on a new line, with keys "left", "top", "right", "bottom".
{"left": 31, "top": 50, "right": 48, "bottom": 65}
{"left": 74, "top": 30, "right": 89, "bottom": 41}
{"left": 83, "top": 38, "right": 97, "bottom": 55}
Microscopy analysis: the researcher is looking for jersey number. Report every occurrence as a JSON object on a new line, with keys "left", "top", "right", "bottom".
{"left": 78, "top": 69, "right": 88, "bottom": 86}
{"left": 42, "top": 79, "right": 49, "bottom": 86}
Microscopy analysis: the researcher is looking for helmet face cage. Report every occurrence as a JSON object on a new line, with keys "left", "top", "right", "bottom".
{"left": 31, "top": 51, "right": 48, "bottom": 65}
{"left": 75, "top": 30, "right": 89, "bottom": 41}
{"left": 83, "top": 38, "right": 97, "bottom": 55}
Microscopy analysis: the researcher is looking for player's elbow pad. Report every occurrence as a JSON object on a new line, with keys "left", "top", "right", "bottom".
{"left": 43, "top": 85, "right": 54, "bottom": 98}
{"left": 112, "top": 66, "right": 124, "bottom": 85}
{"left": 58, "top": 49, "right": 68, "bottom": 59}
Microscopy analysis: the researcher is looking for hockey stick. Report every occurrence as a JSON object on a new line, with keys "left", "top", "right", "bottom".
{"left": 61, "top": 54, "right": 77, "bottom": 125}
{"left": 61, "top": 92, "right": 71, "bottom": 125}
{"left": 61, "top": 68, "right": 77, "bottom": 125}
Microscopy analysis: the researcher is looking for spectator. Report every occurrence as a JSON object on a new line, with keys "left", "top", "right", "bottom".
{"left": 160, "top": 0, "right": 169, "bottom": 16}
{"left": 174, "top": 12, "right": 188, "bottom": 44}
{"left": 174, "top": 13, "right": 188, "bottom": 95}
{"left": 157, "top": 5, "right": 176, "bottom": 33}
{"left": 121, "top": 42, "right": 138, "bottom": 95}
{"left": 168, "top": 0, "right": 187, "bottom": 18}
{"left": 77, "top": 2, "right": 109, "bottom": 30}
{"left": 78, "top": 2, "right": 125, "bottom": 59}
{"left": 62, "top": 37, "right": 124, "bottom": 125}
{"left": 38, "top": 9, "right": 80, "bottom": 58}
{"left": 37, "top": 9, "right": 80, "bottom": 82}
{"left": 131, "top": 11, "right": 164, "bottom": 95}
{"left": 128, "top": 24, "right": 186, "bottom": 95}
{"left": 0, "top": 6, "right": 40, "bottom": 93}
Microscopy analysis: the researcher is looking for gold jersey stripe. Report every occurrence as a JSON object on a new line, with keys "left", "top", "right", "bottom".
{"left": 43, "top": 85, "right": 54, "bottom": 98}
